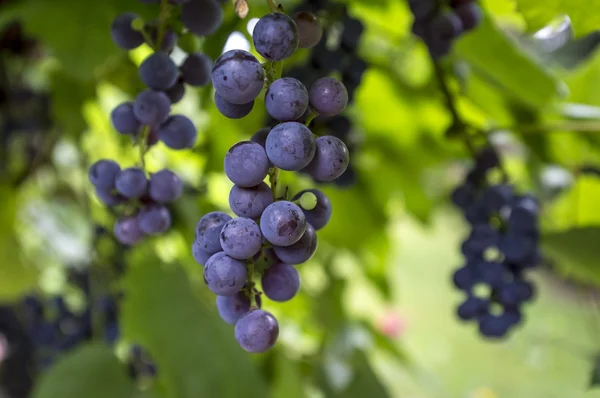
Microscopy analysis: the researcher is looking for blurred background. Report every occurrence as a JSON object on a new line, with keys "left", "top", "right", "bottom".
{"left": 1, "top": 0, "right": 600, "bottom": 397}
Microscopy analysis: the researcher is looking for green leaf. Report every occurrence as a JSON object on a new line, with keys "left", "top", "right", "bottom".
{"left": 545, "top": 31, "right": 600, "bottom": 69}
{"left": 455, "top": 14, "right": 560, "bottom": 108}
{"left": 271, "top": 351, "right": 307, "bottom": 398}
{"left": 542, "top": 228, "right": 600, "bottom": 284}
{"left": 515, "top": 0, "right": 600, "bottom": 36}
{"left": 590, "top": 355, "right": 600, "bottom": 389}
{"left": 121, "top": 253, "right": 268, "bottom": 398}
{"left": 32, "top": 343, "right": 136, "bottom": 398}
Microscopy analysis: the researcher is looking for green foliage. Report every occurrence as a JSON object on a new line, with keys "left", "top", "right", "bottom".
{"left": 515, "top": 0, "right": 600, "bottom": 36}
{"left": 31, "top": 344, "right": 137, "bottom": 398}
{"left": 121, "top": 251, "right": 268, "bottom": 398}
{"left": 542, "top": 228, "right": 600, "bottom": 284}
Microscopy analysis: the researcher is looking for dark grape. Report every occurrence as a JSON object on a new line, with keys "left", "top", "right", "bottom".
{"left": 224, "top": 141, "right": 270, "bottom": 187}
{"left": 111, "top": 102, "right": 141, "bottom": 135}
{"left": 219, "top": 217, "right": 263, "bottom": 260}
{"left": 158, "top": 114, "right": 197, "bottom": 149}
{"left": 455, "top": 3, "right": 483, "bottom": 31}
{"left": 110, "top": 13, "right": 144, "bottom": 50}
{"left": 308, "top": 77, "right": 348, "bottom": 116}
{"left": 228, "top": 182, "right": 273, "bottom": 219}
{"left": 261, "top": 263, "right": 300, "bottom": 302}
{"left": 303, "top": 136, "right": 350, "bottom": 181}
{"left": 115, "top": 168, "right": 148, "bottom": 199}
{"left": 212, "top": 50, "right": 265, "bottom": 104}
{"left": 89, "top": 159, "right": 120, "bottom": 190}
{"left": 180, "top": 0, "right": 223, "bottom": 37}
{"left": 139, "top": 52, "right": 179, "bottom": 91}
{"left": 95, "top": 187, "right": 126, "bottom": 207}
{"left": 265, "top": 122, "right": 316, "bottom": 171}
{"left": 252, "top": 13, "right": 299, "bottom": 61}
{"left": 195, "top": 211, "right": 231, "bottom": 254}
{"left": 138, "top": 205, "right": 171, "bottom": 235}
{"left": 192, "top": 240, "right": 212, "bottom": 266}
{"left": 180, "top": 52, "right": 212, "bottom": 87}
{"left": 216, "top": 292, "right": 251, "bottom": 325}
{"left": 260, "top": 201, "right": 307, "bottom": 247}
{"left": 114, "top": 216, "right": 143, "bottom": 246}
{"left": 292, "top": 189, "right": 331, "bottom": 230}
{"left": 163, "top": 79, "right": 186, "bottom": 104}
{"left": 214, "top": 93, "right": 254, "bottom": 119}
{"left": 234, "top": 309, "right": 279, "bottom": 353}
{"left": 272, "top": 223, "right": 317, "bottom": 265}
{"left": 295, "top": 12, "right": 323, "bottom": 49}
{"left": 133, "top": 90, "right": 171, "bottom": 126}
{"left": 148, "top": 169, "right": 183, "bottom": 203}
{"left": 203, "top": 252, "right": 247, "bottom": 296}
{"left": 265, "top": 78, "right": 309, "bottom": 122}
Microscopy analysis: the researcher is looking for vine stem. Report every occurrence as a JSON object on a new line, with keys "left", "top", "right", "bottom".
{"left": 156, "top": 0, "right": 170, "bottom": 50}
{"left": 269, "top": 167, "right": 280, "bottom": 200}
{"left": 266, "top": 0, "right": 280, "bottom": 13}
{"left": 138, "top": 125, "right": 150, "bottom": 170}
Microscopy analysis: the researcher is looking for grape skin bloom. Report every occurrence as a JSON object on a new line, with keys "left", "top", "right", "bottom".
{"left": 234, "top": 309, "right": 279, "bottom": 353}
{"left": 265, "top": 122, "right": 316, "bottom": 171}
{"left": 224, "top": 141, "right": 270, "bottom": 187}
{"left": 212, "top": 50, "right": 265, "bottom": 105}
{"left": 203, "top": 252, "right": 247, "bottom": 296}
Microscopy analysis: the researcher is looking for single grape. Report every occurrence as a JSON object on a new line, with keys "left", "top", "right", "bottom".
{"left": 273, "top": 223, "right": 317, "bottom": 265}
{"left": 148, "top": 169, "right": 183, "bottom": 203}
{"left": 195, "top": 211, "right": 232, "bottom": 254}
{"left": 291, "top": 189, "right": 331, "bottom": 230}
{"left": 133, "top": 90, "right": 171, "bottom": 126}
{"left": 507, "top": 195, "right": 539, "bottom": 232}
{"left": 451, "top": 182, "right": 476, "bottom": 209}
{"left": 111, "top": 102, "right": 141, "bottom": 135}
{"left": 224, "top": 141, "right": 270, "bottom": 187}
{"left": 499, "top": 233, "right": 535, "bottom": 263}
{"left": 252, "top": 13, "right": 299, "bottom": 61}
{"left": 180, "top": 53, "right": 212, "bottom": 87}
{"left": 158, "top": 115, "right": 197, "bottom": 149}
{"left": 228, "top": 182, "right": 273, "bottom": 219}
{"left": 260, "top": 201, "right": 307, "bottom": 247}
{"left": 265, "top": 122, "right": 316, "bottom": 171}
{"left": 181, "top": 0, "right": 223, "bottom": 37}
{"left": 216, "top": 292, "right": 251, "bottom": 325}
{"left": 203, "top": 252, "right": 247, "bottom": 296}
{"left": 308, "top": 77, "right": 348, "bottom": 116}
{"left": 452, "top": 265, "right": 477, "bottom": 291}
{"left": 265, "top": 78, "right": 309, "bottom": 122}
{"left": 115, "top": 168, "right": 148, "bottom": 199}
{"left": 455, "top": 3, "right": 483, "bottom": 31}
{"left": 192, "top": 240, "right": 212, "bottom": 266}
{"left": 89, "top": 159, "right": 120, "bottom": 189}
{"left": 456, "top": 296, "right": 488, "bottom": 321}
{"left": 261, "top": 263, "right": 300, "bottom": 302}
{"left": 303, "top": 136, "right": 349, "bottom": 181}
{"left": 95, "top": 187, "right": 126, "bottom": 207}
{"left": 295, "top": 12, "right": 323, "bottom": 48}
{"left": 235, "top": 309, "right": 279, "bottom": 353}
{"left": 139, "top": 52, "right": 179, "bottom": 91}
{"left": 219, "top": 218, "right": 263, "bottom": 260}
{"left": 502, "top": 309, "right": 522, "bottom": 327}
{"left": 110, "top": 13, "right": 144, "bottom": 50}
{"left": 114, "top": 216, "right": 143, "bottom": 246}
{"left": 212, "top": 50, "right": 265, "bottom": 104}
{"left": 138, "top": 205, "right": 171, "bottom": 235}
{"left": 163, "top": 79, "right": 186, "bottom": 104}
{"left": 214, "top": 92, "right": 254, "bottom": 119}
{"left": 479, "top": 314, "right": 510, "bottom": 338}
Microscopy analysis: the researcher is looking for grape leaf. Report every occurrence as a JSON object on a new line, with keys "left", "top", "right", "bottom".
{"left": 542, "top": 228, "right": 600, "bottom": 284}
{"left": 590, "top": 355, "right": 600, "bottom": 389}
{"left": 515, "top": 0, "right": 600, "bottom": 36}
{"left": 455, "top": 14, "right": 561, "bottom": 108}
{"left": 121, "top": 253, "right": 268, "bottom": 398}
{"left": 32, "top": 343, "right": 136, "bottom": 398}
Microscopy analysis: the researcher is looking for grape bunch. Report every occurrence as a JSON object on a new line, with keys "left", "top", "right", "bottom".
{"left": 408, "top": 0, "right": 483, "bottom": 58}
{"left": 451, "top": 147, "right": 540, "bottom": 338}
{"left": 193, "top": 9, "right": 348, "bottom": 353}
{"left": 91, "top": 0, "right": 226, "bottom": 244}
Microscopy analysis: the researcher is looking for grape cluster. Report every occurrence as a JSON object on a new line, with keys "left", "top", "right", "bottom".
{"left": 194, "top": 9, "right": 348, "bottom": 353}
{"left": 408, "top": 0, "right": 483, "bottom": 58}
{"left": 91, "top": 0, "right": 226, "bottom": 244}
{"left": 451, "top": 147, "right": 540, "bottom": 338}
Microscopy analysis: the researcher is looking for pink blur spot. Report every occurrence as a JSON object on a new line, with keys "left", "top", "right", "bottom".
{"left": 377, "top": 310, "right": 408, "bottom": 339}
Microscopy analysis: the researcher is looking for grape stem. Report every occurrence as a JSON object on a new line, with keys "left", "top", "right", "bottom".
{"left": 156, "top": 0, "right": 171, "bottom": 51}
{"left": 269, "top": 167, "right": 280, "bottom": 200}
{"left": 138, "top": 125, "right": 150, "bottom": 170}
{"left": 266, "top": 0, "right": 281, "bottom": 13}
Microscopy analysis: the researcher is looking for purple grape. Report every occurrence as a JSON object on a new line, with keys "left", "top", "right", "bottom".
{"left": 158, "top": 115, "right": 197, "bottom": 149}
{"left": 308, "top": 77, "right": 347, "bottom": 116}
{"left": 181, "top": 0, "right": 223, "bottom": 37}
{"left": 457, "top": 297, "right": 488, "bottom": 321}
{"left": 224, "top": 141, "right": 270, "bottom": 187}
{"left": 219, "top": 218, "right": 263, "bottom": 260}
{"left": 138, "top": 205, "right": 171, "bottom": 235}
{"left": 456, "top": 3, "right": 483, "bottom": 31}
{"left": 164, "top": 79, "right": 186, "bottom": 104}
{"left": 261, "top": 263, "right": 300, "bottom": 302}
{"left": 451, "top": 182, "right": 476, "bottom": 209}
{"left": 139, "top": 52, "right": 179, "bottom": 91}
{"left": 148, "top": 169, "right": 183, "bottom": 203}
{"left": 253, "top": 13, "right": 299, "bottom": 61}
{"left": 272, "top": 223, "right": 317, "bottom": 265}
{"left": 192, "top": 240, "right": 212, "bottom": 266}
{"left": 110, "top": 13, "right": 144, "bottom": 50}
{"left": 303, "top": 136, "right": 349, "bottom": 181}
{"left": 479, "top": 314, "right": 510, "bottom": 338}
{"left": 115, "top": 168, "right": 148, "bottom": 199}
{"left": 216, "top": 292, "right": 251, "bottom": 324}
{"left": 133, "top": 90, "right": 171, "bottom": 126}
{"left": 507, "top": 195, "right": 539, "bottom": 232}
{"left": 452, "top": 265, "right": 477, "bottom": 291}
{"left": 180, "top": 53, "right": 212, "bottom": 87}
{"left": 203, "top": 252, "right": 247, "bottom": 296}
{"left": 260, "top": 201, "right": 306, "bottom": 247}
{"left": 499, "top": 233, "right": 535, "bottom": 263}
{"left": 89, "top": 159, "right": 120, "bottom": 189}
{"left": 265, "top": 122, "right": 316, "bottom": 171}
{"left": 291, "top": 189, "right": 331, "bottom": 230}
{"left": 250, "top": 128, "right": 270, "bottom": 148}
{"left": 111, "top": 102, "right": 141, "bottom": 135}
{"left": 295, "top": 12, "right": 323, "bottom": 49}
{"left": 114, "top": 216, "right": 143, "bottom": 246}
{"left": 229, "top": 182, "right": 273, "bottom": 219}
{"left": 95, "top": 187, "right": 126, "bottom": 207}
{"left": 214, "top": 93, "right": 254, "bottom": 119}
{"left": 430, "top": 11, "right": 463, "bottom": 40}
{"left": 265, "top": 78, "right": 309, "bottom": 122}
{"left": 212, "top": 50, "right": 265, "bottom": 104}
{"left": 234, "top": 309, "right": 279, "bottom": 353}
{"left": 195, "top": 211, "right": 232, "bottom": 254}
{"left": 482, "top": 184, "right": 513, "bottom": 212}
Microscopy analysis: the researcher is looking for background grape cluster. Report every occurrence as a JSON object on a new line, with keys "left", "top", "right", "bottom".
{"left": 451, "top": 147, "right": 540, "bottom": 338}
{"left": 409, "top": 0, "right": 483, "bottom": 58}
{"left": 192, "top": 8, "right": 351, "bottom": 353}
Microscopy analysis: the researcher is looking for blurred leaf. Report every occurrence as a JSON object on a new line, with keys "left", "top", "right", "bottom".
{"left": 50, "top": 72, "right": 96, "bottom": 136}
{"left": 455, "top": 14, "right": 560, "bottom": 108}
{"left": 271, "top": 351, "right": 306, "bottom": 398}
{"left": 545, "top": 177, "right": 600, "bottom": 230}
{"left": 546, "top": 31, "right": 600, "bottom": 69}
{"left": 32, "top": 343, "right": 136, "bottom": 398}
{"left": 319, "top": 351, "right": 390, "bottom": 398}
{"left": 515, "top": 0, "right": 600, "bottom": 36}
{"left": 590, "top": 355, "right": 600, "bottom": 389}
{"left": 121, "top": 252, "right": 268, "bottom": 398}
{"left": 542, "top": 227, "right": 600, "bottom": 284}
